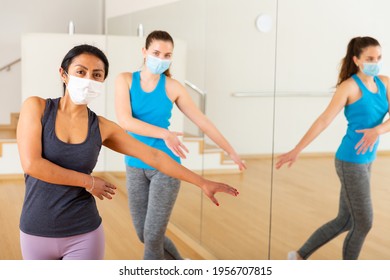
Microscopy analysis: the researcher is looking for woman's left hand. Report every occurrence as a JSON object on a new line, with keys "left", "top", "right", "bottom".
{"left": 163, "top": 131, "right": 189, "bottom": 159}
{"left": 355, "top": 128, "right": 380, "bottom": 155}
{"left": 200, "top": 179, "right": 239, "bottom": 206}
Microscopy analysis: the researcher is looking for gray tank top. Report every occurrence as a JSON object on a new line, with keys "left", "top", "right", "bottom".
{"left": 20, "top": 98, "right": 102, "bottom": 237}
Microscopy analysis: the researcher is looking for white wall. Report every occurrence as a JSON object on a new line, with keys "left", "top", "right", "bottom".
{"left": 0, "top": 0, "right": 104, "bottom": 124}
{"left": 105, "top": 0, "right": 180, "bottom": 18}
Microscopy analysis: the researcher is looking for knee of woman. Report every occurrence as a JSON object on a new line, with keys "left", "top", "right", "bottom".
{"left": 356, "top": 216, "right": 373, "bottom": 233}
{"left": 333, "top": 215, "right": 352, "bottom": 232}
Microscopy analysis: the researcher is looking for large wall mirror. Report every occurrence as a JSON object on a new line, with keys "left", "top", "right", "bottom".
{"left": 271, "top": 0, "right": 390, "bottom": 260}
{"left": 108, "top": 0, "right": 390, "bottom": 260}
{"left": 107, "top": 0, "right": 276, "bottom": 259}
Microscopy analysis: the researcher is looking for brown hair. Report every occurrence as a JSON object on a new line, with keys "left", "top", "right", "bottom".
{"left": 145, "top": 30, "right": 174, "bottom": 77}
{"left": 337, "top": 36, "right": 380, "bottom": 86}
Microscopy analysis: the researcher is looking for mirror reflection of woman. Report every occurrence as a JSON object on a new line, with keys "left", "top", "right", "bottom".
{"left": 17, "top": 44, "right": 239, "bottom": 260}
{"left": 115, "top": 30, "right": 246, "bottom": 260}
{"left": 276, "top": 37, "right": 390, "bottom": 260}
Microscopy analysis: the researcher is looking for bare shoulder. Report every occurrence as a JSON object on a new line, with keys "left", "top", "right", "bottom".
{"left": 378, "top": 75, "right": 390, "bottom": 87}
{"left": 21, "top": 96, "right": 46, "bottom": 113}
{"left": 165, "top": 76, "right": 186, "bottom": 99}
{"left": 97, "top": 115, "right": 118, "bottom": 141}
{"left": 337, "top": 77, "right": 359, "bottom": 95}
{"left": 116, "top": 72, "right": 133, "bottom": 83}
{"left": 98, "top": 115, "right": 134, "bottom": 147}
{"left": 23, "top": 96, "right": 46, "bottom": 105}
{"left": 97, "top": 115, "right": 117, "bottom": 127}
{"left": 97, "top": 115, "right": 124, "bottom": 132}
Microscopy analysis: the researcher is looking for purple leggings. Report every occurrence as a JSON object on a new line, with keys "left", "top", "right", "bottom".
{"left": 20, "top": 224, "right": 105, "bottom": 260}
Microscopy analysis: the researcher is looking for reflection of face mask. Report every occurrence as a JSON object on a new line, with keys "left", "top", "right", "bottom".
{"left": 362, "top": 62, "right": 382, "bottom": 76}
{"left": 66, "top": 74, "right": 104, "bottom": 105}
{"left": 146, "top": 55, "right": 171, "bottom": 75}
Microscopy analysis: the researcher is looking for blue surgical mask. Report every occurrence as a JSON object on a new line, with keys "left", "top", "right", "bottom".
{"left": 362, "top": 61, "right": 382, "bottom": 76}
{"left": 146, "top": 55, "right": 171, "bottom": 75}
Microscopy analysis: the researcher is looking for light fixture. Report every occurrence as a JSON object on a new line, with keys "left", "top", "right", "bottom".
{"left": 68, "top": 20, "right": 75, "bottom": 35}
{"left": 255, "top": 14, "right": 272, "bottom": 33}
{"left": 137, "top": 24, "right": 144, "bottom": 37}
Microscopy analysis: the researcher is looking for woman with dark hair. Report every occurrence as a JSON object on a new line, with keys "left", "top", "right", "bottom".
{"left": 115, "top": 30, "right": 246, "bottom": 260}
{"left": 276, "top": 36, "right": 390, "bottom": 260}
{"left": 17, "top": 44, "right": 239, "bottom": 260}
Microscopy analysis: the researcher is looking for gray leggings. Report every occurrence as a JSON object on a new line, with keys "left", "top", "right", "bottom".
{"left": 126, "top": 166, "right": 182, "bottom": 260}
{"left": 298, "top": 159, "right": 373, "bottom": 260}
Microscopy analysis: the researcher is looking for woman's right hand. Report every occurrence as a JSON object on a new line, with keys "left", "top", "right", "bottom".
{"left": 228, "top": 152, "right": 247, "bottom": 171}
{"left": 85, "top": 176, "right": 117, "bottom": 200}
{"left": 200, "top": 179, "right": 239, "bottom": 206}
{"left": 163, "top": 131, "right": 189, "bottom": 159}
{"left": 275, "top": 149, "right": 300, "bottom": 169}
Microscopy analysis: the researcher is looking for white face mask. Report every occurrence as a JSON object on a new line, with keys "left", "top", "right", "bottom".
{"left": 66, "top": 74, "right": 104, "bottom": 105}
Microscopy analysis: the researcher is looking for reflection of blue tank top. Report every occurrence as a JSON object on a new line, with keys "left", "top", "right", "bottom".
{"left": 125, "top": 71, "right": 180, "bottom": 169}
{"left": 336, "top": 74, "right": 388, "bottom": 163}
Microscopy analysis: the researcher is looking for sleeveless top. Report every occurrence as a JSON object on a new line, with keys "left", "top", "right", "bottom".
{"left": 19, "top": 98, "right": 102, "bottom": 237}
{"left": 124, "top": 71, "right": 180, "bottom": 169}
{"left": 336, "top": 74, "right": 388, "bottom": 163}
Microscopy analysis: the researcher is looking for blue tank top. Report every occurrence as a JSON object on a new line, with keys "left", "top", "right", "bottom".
{"left": 125, "top": 71, "right": 180, "bottom": 169}
{"left": 336, "top": 74, "right": 388, "bottom": 163}
{"left": 20, "top": 98, "right": 102, "bottom": 237}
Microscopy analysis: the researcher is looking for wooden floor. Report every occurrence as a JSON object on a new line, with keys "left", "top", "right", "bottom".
{"left": 172, "top": 158, "right": 272, "bottom": 260}
{"left": 270, "top": 154, "right": 390, "bottom": 260}
{"left": 2, "top": 155, "right": 390, "bottom": 260}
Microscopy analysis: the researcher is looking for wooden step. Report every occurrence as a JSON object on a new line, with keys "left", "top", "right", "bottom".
{"left": 10, "top": 112, "right": 19, "bottom": 127}
{"left": 0, "top": 130, "right": 16, "bottom": 139}
{"left": 0, "top": 113, "right": 19, "bottom": 159}
{"left": 0, "top": 112, "right": 19, "bottom": 140}
{"left": 183, "top": 133, "right": 223, "bottom": 154}
{"left": 181, "top": 132, "right": 240, "bottom": 173}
